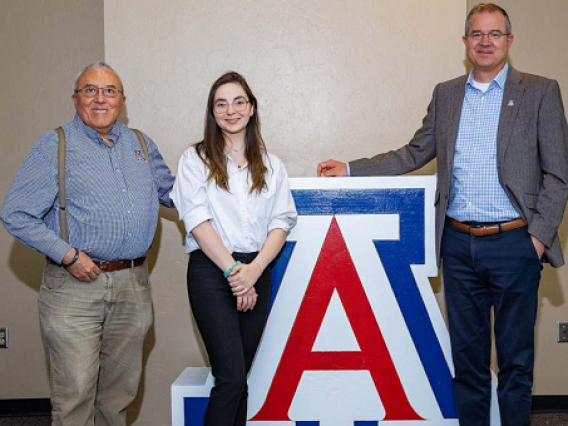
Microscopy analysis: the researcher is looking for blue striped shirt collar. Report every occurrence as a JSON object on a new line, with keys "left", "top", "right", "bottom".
{"left": 73, "top": 113, "right": 121, "bottom": 145}
{"left": 466, "top": 63, "right": 509, "bottom": 90}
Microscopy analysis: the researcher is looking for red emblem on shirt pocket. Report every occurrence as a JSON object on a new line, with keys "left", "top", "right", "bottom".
{"left": 135, "top": 150, "right": 147, "bottom": 162}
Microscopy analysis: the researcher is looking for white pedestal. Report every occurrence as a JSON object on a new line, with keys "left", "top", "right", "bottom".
{"left": 171, "top": 367, "right": 213, "bottom": 426}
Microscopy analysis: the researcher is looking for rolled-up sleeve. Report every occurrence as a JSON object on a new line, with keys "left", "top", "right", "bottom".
{"left": 267, "top": 158, "right": 297, "bottom": 233}
{"left": 171, "top": 147, "right": 213, "bottom": 233}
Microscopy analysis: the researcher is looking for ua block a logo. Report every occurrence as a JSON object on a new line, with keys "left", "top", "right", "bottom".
{"left": 180, "top": 176, "right": 501, "bottom": 426}
{"left": 248, "top": 176, "right": 465, "bottom": 426}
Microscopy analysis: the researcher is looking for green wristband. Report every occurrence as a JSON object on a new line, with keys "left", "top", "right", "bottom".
{"left": 223, "top": 261, "right": 241, "bottom": 278}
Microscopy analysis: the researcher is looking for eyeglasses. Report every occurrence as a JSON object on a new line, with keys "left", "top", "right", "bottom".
{"left": 213, "top": 97, "right": 250, "bottom": 113}
{"left": 467, "top": 30, "right": 510, "bottom": 41}
{"left": 74, "top": 85, "right": 124, "bottom": 98}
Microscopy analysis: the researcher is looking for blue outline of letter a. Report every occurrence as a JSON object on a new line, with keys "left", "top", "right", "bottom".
{"left": 272, "top": 188, "right": 457, "bottom": 420}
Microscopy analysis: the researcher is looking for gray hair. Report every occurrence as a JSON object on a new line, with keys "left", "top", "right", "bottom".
{"left": 465, "top": 3, "right": 512, "bottom": 35}
{"left": 73, "top": 61, "right": 124, "bottom": 94}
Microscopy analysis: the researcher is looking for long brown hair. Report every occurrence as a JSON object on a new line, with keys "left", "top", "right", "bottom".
{"left": 196, "top": 71, "right": 268, "bottom": 194}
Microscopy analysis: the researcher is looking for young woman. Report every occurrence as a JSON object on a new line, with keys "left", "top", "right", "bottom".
{"left": 171, "top": 71, "right": 297, "bottom": 425}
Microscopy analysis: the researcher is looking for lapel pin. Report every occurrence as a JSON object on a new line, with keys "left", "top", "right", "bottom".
{"left": 508, "top": 100, "right": 514, "bottom": 107}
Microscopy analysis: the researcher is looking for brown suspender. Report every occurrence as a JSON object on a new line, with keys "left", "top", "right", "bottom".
{"left": 56, "top": 127, "right": 150, "bottom": 243}
{"left": 56, "top": 127, "right": 68, "bottom": 242}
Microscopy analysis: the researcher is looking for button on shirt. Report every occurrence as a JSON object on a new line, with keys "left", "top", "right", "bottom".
{"left": 171, "top": 146, "right": 297, "bottom": 254}
{"left": 446, "top": 64, "right": 519, "bottom": 222}
{"left": 1, "top": 114, "right": 175, "bottom": 262}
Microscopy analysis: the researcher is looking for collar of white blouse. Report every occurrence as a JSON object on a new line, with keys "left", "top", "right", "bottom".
{"left": 226, "top": 152, "right": 248, "bottom": 170}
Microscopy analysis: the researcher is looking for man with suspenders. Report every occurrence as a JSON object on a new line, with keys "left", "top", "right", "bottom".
{"left": 1, "top": 61, "right": 175, "bottom": 426}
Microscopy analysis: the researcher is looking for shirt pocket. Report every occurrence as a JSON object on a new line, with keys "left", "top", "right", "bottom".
{"left": 252, "top": 185, "right": 276, "bottom": 222}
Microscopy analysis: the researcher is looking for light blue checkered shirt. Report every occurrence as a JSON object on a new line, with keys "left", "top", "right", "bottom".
{"left": 1, "top": 114, "right": 175, "bottom": 262}
{"left": 446, "top": 64, "right": 519, "bottom": 222}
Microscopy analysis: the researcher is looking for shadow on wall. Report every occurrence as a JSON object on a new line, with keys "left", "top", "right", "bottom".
{"left": 540, "top": 264, "right": 567, "bottom": 307}
{"left": 7, "top": 241, "right": 45, "bottom": 292}
{"left": 539, "top": 215, "right": 568, "bottom": 308}
{"left": 147, "top": 206, "right": 186, "bottom": 273}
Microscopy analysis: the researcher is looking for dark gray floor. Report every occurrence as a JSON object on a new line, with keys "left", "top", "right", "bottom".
{"left": 1, "top": 413, "right": 568, "bottom": 426}
{"left": 532, "top": 413, "right": 568, "bottom": 425}
{"left": 0, "top": 419, "right": 50, "bottom": 426}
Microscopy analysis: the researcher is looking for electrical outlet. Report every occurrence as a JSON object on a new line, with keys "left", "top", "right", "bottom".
{"left": 0, "top": 328, "right": 8, "bottom": 348}
{"left": 558, "top": 323, "right": 568, "bottom": 343}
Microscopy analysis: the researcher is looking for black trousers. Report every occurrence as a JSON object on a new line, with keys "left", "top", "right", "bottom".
{"left": 441, "top": 222, "right": 541, "bottom": 426}
{"left": 187, "top": 250, "right": 271, "bottom": 426}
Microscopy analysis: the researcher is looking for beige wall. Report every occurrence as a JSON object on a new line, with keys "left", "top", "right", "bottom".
{"left": 0, "top": 0, "right": 104, "bottom": 398}
{"left": 1, "top": 0, "right": 567, "bottom": 425}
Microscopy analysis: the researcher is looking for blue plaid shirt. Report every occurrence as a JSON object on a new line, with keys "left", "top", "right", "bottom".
{"left": 1, "top": 114, "right": 175, "bottom": 262}
{"left": 446, "top": 64, "right": 519, "bottom": 222}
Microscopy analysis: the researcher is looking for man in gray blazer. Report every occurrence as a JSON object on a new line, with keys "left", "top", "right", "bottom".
{"left": 318, "top": 3, "right": 568, "bottom": 426}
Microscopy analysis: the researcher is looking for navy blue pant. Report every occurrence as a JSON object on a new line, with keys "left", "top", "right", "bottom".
{"left": 441, "top": 222, "right": 541, "bottom": 426}
{"left": 187, "top": 250, "right": 271, "bottom": 426}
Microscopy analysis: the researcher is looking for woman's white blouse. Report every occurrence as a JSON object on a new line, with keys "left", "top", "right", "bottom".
{"left": 171, "top": 146, "right": 298, "bottom": 254}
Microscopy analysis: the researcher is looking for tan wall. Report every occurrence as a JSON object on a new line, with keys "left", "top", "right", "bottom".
{"left": 0, "top": 0, "right": 104, "bottom": 398}
{"left": 1, "top": 0, "right": 567, "bottom": 425}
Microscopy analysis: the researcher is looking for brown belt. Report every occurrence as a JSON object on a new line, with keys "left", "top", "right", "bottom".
{"left": 46, "top": 256, "right": 146, "bottom": 272}
{"left": 449, "top": 218, "right": 527, "bottom": 236}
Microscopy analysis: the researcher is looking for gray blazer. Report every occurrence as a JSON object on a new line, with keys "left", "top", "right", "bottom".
{"left": 350, "top": 67, "right": 568, "bottom": 267}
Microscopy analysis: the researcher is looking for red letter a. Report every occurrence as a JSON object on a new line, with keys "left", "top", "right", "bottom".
{"left": 251, "top": 217, "right": 422, "bottom": 421}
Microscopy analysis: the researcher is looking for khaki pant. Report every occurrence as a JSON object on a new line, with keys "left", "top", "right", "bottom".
{"left": 39, "top": 263, "right": 153, "bottom": 426}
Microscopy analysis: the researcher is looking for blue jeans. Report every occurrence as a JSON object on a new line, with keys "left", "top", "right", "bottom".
{"left": 39, "top": 263, "right": 153, "bottom": 426}
{"left": 442, "top": 223, "right": 541, "bottom": 426}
